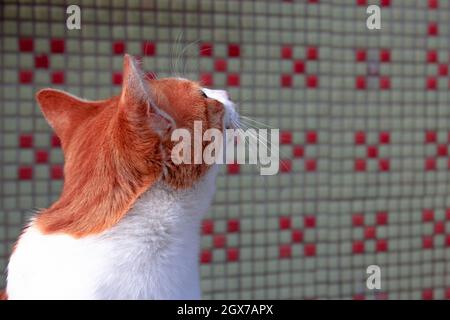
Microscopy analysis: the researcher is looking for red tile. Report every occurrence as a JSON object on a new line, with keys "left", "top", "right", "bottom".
{"left": 19, "top": 38, "right": 34, "bottom": 52}
{"left": 446, "top": 209, "right": 450, "bottom": 220}
{"left": 227, "top": 248, "right": 239, "bottom": 262}
{"left": 51, "top": 134, "right": 61, "bottom": 147}
{"left": 112, "top": 72, "right": 122, "bottom": 85}
{"left": 378, "top": 159, "right": 390, "bottom": 172}
{"left": 355, "top": 49, "right": 367, "bottom": 61}
{"left": 304, "top": 215, "right": 316, "bottom": 228}
{"left": 292, "top": 230, "right": 303, "bottom": 243}
{"left": 227, "top": 219, "right": 240, "bottom": 233}
{"left": 304, "top": 243, "right": 316, "bottom": 256}
{"left": 279, "top": 244, "right": 292, "bottom": 259}
{"left": 281, "top": 74, "right": 293, "bottom": 87}
{"left": 364, "top": 226, "right": 376, "bottom": 239}
{"left": 51, "top": 165, "right": 64, "bottom": 180}
{"left": 35, "top": 54, "right": 49, "bottom": 68}
{"left": 50, "top": 39, "right": 65, "bottom": 53}
{"left": 376, "top": 211, "right": 388, "bottom": 225}
{"left": 427, "top": 50, "right": 438, "bottom": 63}
{"left": 376, "top": 239, "right": 388, "bottom": 252}
{"left": 425, "top": 130, "right": 437, "bottom": 143}
{"left": 379, "top": 49, "right": 391, "bottom": 62}
{"left": 376, "top": 292, "right": 389, "bottom": 300}
{"left": 425, "top": 158, "right": 436, "bottom": 171}
{"left": 279, "top": 216, "right": 292, "bottom": 230}
{"left": 19, "top": 71, "right": 33, "bottom": 84}
{"left": 422, "top": 209, "right": 435, "bottom": 222}
{"left": 423, "top": 236, "right": 434, "bottom": 249}
{"left": 293, "top": 145, "right": 304, "bottom": 158}
{"left": 280, "top": 159, "right": 292, "bottom": 173}
{"left": 227, "top": 163, "right": 240, "bottom": 174}
{"left": 439, "top": 64, "right": 448, "bottom": 76}
{"left": 113, "top": 41, "right": 125, "bottom": 54}
{"left": 146, "top": 72, "right": 157, "bottom": 80}
{"left": 213, "top": 235, "right": 226, "bottom": 248}
{"left": 19, "top": 135, "right": 33, "bottom": 148}
{"left": 306, "top": 47, "right": 318, "bottom": 60}
{"left": 353, "top": 293, "right": 365, "bottom": 300}
{"left": 305, "top": 159, "right": 317, "bottom": 171}
{"left": 352, "top": 241, "right": 365, "bottom": 254}
{"left": 434, "top": 221, "right": 445, "bottom": 234}
{"left": 445, "top": 288, "right": 450, "bottom": 300}
{"left": 379, "top": 76, "right": 390, "bottom": 90}
{"left": 202, "top": 219, "right": 214, "bottom": 235}
{"left": 355, "top": 76, "right": 366, "bottom": 90}
{"left": 352, "top": 214, "right": 364, "bottom": 226}
{"left": 281, "top": 45, "right": 293, "bottom": 59}
{"left": 294, "top": 60, "right": 305, "bottom": 73}
{"left": 428, "top": 22, "right": 438, "bottom": 36}
{"left": 200, "top": 73, "right": 213, "bottom": 86}
{"left": 379, "top": 131, "right": 390, "bottom": 144}
{"left": 142, "top": 41, "right": 156, "bottom": 55}
{"left": 367, "top": 145, "right": 378, "bottom": 158}
{"left": 214, "top": 59, "right": 227, "bottom": 72}
{"left": 437, "top": 144, "right": 448, "bottom": 156}
{"left": 422, "top": 289, "right": 434, "bottom": 300}
{"left": 428, "top": 0, "right": 438, "bottom": 9}
{"left": 18, "top": 167, "right": 33, "bottom": 180}
{"left": 200, "top": 43, "right": 213, "bottom": 56}
{"left": 35, "top": 150, "right": 49, "bottom": 163}
{"left": 354, "top": 131, "right": 366, "bottom": 145}
{"left": 354, "top": 159, "right": 366, "bottom": 172}
{"left": 200, "top": 250, "right": 212, "bottom": 264}
{"left": 427, "top": 77, "right": 437, "bottom": 90}
{"left": 446, "top": 235, "right": 450, "bottom": 247}
{"left": 228, "top": 44, "right": 240, "bottom": 57}
{"left": 51, "top": 71, "right": 65, "bottom": 84}
{"left": 306, "top": 75, "right": 318, "bottom": 88}
{"left": 227, "top": 74, "right": 240, "bottom": 86}
{"left": 306, "top": 131, "right": 317, "bottom": 144}
{"left": 280, "top": 131, "right": 292, "bottom": 144}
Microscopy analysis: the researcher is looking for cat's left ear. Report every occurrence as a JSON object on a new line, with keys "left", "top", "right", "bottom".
{"left": 118, "top": 54, "right": 174, "bottom": 135}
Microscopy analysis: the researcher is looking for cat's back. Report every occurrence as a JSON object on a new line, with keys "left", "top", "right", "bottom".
{"left": 6, "top": 181, "right": 208, "bottom": 300}
{"left": 6, "top": 223, "right": 112, "bottom": 299}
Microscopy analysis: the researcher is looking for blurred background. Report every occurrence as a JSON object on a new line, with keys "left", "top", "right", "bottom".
{"left": 2, "top": 0, "right": 450, "bottom": 299}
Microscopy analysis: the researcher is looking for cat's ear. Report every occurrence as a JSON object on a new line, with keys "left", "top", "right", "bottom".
{"left": 36, "top": 88, "right": 98, "bottom": 144}
{"left": 119, "top": 54, "right": 174, "bottom": 135}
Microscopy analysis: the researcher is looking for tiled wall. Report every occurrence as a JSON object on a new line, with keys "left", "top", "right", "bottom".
{"left": 2, "top": 0, "right": 450, "bottom": 299}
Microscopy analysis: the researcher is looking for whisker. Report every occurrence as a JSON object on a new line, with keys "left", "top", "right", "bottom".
{"left": 176, "top": 39, "right": 201, "bottom": 77}
{"left": 240, "top": 116, "right": 276, "bottom": 128}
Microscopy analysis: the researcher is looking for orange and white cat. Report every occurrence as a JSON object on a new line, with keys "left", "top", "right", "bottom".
{"left": 4, "top": 54, "right": 238, "bottom": 300}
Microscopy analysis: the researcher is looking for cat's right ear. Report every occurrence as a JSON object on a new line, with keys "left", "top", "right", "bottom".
{"left": 119, "top": 54, "right": 175, "bottom": 135}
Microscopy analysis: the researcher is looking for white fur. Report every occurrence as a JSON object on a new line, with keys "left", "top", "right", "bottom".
{"left": 202, "top": 88, "right": 239, "bottom": 128}
{"left": 6, "top": 166, "right": 219, "bottom": 300}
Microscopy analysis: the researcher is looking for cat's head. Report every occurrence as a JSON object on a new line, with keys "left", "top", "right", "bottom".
{"left": 34, "top": 54, "right": 237, "bottom": 236}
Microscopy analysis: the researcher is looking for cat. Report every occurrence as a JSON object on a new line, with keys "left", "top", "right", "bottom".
{"left": 3, "top": 54, "right": 238, "bottom": 299}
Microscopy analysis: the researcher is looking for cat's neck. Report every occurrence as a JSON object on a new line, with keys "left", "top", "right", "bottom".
{"left": 94, "top": 166, "right": 219, "bottom": 299}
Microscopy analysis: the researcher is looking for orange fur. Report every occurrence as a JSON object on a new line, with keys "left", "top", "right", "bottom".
{"left": 0, "top": 290, "right": 7, "bottom": 300}
{"left": 34, "top": 55, "right": 224, "bottom": 237}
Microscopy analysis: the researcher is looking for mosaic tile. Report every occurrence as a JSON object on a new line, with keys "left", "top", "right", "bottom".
{"left": 2, "top": 0, "right": 450, "bottom": 299}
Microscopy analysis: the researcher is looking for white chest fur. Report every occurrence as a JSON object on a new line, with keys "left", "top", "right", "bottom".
{"left": 6, "top": 166, "right": 218, "bottom": 300}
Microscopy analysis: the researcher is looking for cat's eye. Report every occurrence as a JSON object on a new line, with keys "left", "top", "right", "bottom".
{"left": 200, "top": 91, "right": 208, "bottom": 98}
